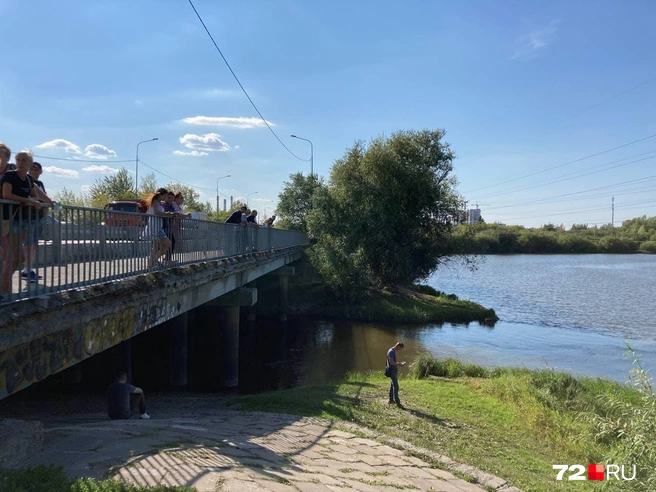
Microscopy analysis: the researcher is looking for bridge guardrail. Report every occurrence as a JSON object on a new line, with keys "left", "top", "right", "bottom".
{"left": 0, "top": 200, "right": 309, "bottom": 303}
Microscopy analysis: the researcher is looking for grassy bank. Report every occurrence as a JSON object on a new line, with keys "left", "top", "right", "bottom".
{"left": 0, "top": 465, "right": 193, "bottom": 492}
{"left": 233, "top": 355, "right": 655, "bottom": 492}
{"left": 288, "top": 283, "right": 497, "bottom": 324}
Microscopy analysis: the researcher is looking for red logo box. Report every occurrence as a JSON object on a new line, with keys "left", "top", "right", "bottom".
{"left": 588, "top": 464, "right": 605, "bottom": 481}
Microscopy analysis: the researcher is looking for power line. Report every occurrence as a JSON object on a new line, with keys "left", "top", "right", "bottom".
{"left": 138, "top": 159, "right": 216, "bottom": 192}
{"left": 33, "top": 155, "right": 134, "bottom": 163}
{"left": 498, "top": 199, "right": 656, "bottom": 221}
{"left": 473, "top": 151, "right": 656, "bottom": 200}
{"left": 186, "top": 0, "right": 309, "bottom": 162}
{"left": 485, "top": 175, "right": 656, "bottom": 211}
{"left": 461, "top": 74, "right": 656, "bottom": 167}
{"left": 464, "top": 132, "right": 656, "bottom": 194}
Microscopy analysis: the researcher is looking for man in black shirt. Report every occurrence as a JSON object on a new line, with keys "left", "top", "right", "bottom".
{"left": 107, "top": 372, "right": 150, "bottom": 420}
{"left": 225, "top": 206, "right": 247, "bottom": 224}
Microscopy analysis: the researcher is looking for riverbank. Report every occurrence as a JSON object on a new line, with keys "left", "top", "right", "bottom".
{"left": 233, "top": 356, "right": 654, "bottom": 492}
{"left": 287, "top": 283, "right": 498, "bottom": 324}
{"left": 0, "top": 393, "right": 497, "bottom": 492}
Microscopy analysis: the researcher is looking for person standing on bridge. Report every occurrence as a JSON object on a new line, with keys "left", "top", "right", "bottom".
{"left": 142, "top": 188, "right": 173, "bottom": 267}
{"left": 386, "top": 342, "right": 407, "bottom": 409}
{"left": 107, "top": 371, "right": 150, "bottom": 420}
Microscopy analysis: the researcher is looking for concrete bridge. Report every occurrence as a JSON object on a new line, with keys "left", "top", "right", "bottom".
{"left": 0, "top": 203, "right": 310, "bottom": 400}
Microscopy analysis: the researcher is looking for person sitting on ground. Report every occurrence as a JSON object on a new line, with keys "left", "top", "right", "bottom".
{"left": 107, "top": 371, "right": 150, "bottom": 420}
{"left": 225, "top": 206, "right": 247, "bottom": 224}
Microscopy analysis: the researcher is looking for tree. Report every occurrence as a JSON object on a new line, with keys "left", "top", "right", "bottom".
{"left": 90, "top": 168, "right": 135, "bottom": 203}
{"left": 304, "top": 129, "right": 464, "bottom": 294}
{"left": 276, "top": 173, "right": 325, "bottom": 233}
{"left": 165, "top": 182, "right": 212, "bottom": 213}
{"left": 139, "top": 172, "right": 159, "bottom": 197}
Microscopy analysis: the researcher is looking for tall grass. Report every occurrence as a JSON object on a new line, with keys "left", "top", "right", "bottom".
{"left": 409, "top": 352, "right": 656, "bottom": 490}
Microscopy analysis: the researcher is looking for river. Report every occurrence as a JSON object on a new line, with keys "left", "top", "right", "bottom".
{"left": 238, "top": 254, "right": 656, "bottom": 392}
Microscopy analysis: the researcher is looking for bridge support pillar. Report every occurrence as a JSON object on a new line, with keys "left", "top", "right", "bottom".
{"left": 169, "top": 312, "right": 188, "bottom": 390}
{"left": 111, "top": 339, "right": 132, "bottom": 384}
{"left": 209, "top": 288, "right": 258, "bottom": 388}
{"left": 218, "top": 306, "right": 240, "bottom": 388}
{"left": 269, "top": 267, "right": 295, "bottom": 322}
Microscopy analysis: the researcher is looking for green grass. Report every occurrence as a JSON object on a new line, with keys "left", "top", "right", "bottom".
{"left": 289, "top": 283, "right": 497, "bottom": 324}
{"left": 0, "top": 465, "right": 194, "bottom": 492}
{"left": 232, "top": 357, "right": 655, "bottom": 492}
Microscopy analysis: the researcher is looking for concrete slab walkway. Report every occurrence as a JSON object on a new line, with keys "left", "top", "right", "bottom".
{"left": 6, "top": 395, "right": 520, "bottom": 492}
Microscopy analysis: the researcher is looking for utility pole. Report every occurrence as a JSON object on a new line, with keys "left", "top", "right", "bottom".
{"left": 611, "top": 196, "right": 615, "bottom": 228}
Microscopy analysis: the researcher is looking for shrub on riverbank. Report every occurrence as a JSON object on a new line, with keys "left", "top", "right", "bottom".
{"left": 0, "top": 465, "right": 194, "bottom": 492}
{"left": 234, "top": 355, "right": 654, "bottom": 491}
{"left": 288, "top": 282, "right": 496, "bottom": 324}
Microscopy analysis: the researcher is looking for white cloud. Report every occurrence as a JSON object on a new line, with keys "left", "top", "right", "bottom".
{"left": 83, "top": 144, "right": 117, "bottom": 159}
{"left": 35, "top": 139, "right": 118, "bottom": 159}
{"left": 43, "top": 166, "right": 79, "bottom": 178}
{"left": 252, "top": 197, "right": 272, "bottom": 203}
{"left": 173, "top": 150, "right": 209, "bottom": 157}
{"left": 511, "top": 20, "right": 560, "bottom": 60}
{"left": 134, "top": 99, "right": 144, "bottom": 106}
{"left": 36, "top": 139, "right": 82, "bottom": 154}
{"left": 82, "top": 165, "right": 119, "bottom": 173}
{"left": 182, "top": 116, "right": 273, "bottom": 129}
{"left": 179, "top": 133, "right": 230, "bottom": 153}
{"left": 234, "top": 145, "right": 241, "bottom": 149}
{"left": 81, "top": 185, "right": 91, "bottom": 192}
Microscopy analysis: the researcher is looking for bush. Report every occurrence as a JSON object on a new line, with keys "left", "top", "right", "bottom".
{"left": 411, "top": 284, "right": 441, "bottom": 296}
{"left": 410, "top": 355, "right": 489, "bottom": 379}
{"left": 638, "top": 240, "right": 656, "bottom": 253}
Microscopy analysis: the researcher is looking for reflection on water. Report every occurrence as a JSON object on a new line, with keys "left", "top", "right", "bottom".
{"left": 237, "top": 317, "right": 656, "bottom": 392}
{"left": 239, "top": 255, "right": 656, "bottom": 391}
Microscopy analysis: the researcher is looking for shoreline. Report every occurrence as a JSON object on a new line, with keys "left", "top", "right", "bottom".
{"left": 286, "top": 283, "right": 498, "bottom": 325}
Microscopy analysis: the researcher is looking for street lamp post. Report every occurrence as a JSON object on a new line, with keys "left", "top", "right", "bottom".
{"left": 135, "top": 138, "right": 158, "bottom": 198}
{"left": 246, "top": 191, "right": 258, "bottom": 207}
{"left": 216, "top": 174, "right": 231, "bottom": 213}
{"left": 291, "top": 134, "right": 313, "bottom": 176}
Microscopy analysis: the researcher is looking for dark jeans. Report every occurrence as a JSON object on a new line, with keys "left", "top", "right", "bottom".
{"left": 389, "top": 371, "right": 400, "bottom": 404}
{"left": 165, "top": 233, "right": 176, "bottom": 260}
{"left": 130, "top": 392, "right": 147, "bottom": 416}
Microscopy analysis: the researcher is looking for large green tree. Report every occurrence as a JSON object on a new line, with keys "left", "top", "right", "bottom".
{"left": 90, "top": 168, "right": 135, "bottom": 204}
{"left": 305, "top": 129, "right": 464, "bottom": 293}
{"left": 276, "top": 173, "right": 325, "bottom": 233}
{"left": 165, "top": 182, "right": 213, "bottom": 214}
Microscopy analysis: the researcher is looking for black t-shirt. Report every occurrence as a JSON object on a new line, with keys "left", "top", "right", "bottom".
{"left": 225, "top": 210, "right": 242, "bottom": 224}
{"left": 246, "top": 215, "right": 257, "bottom": 224}
{"left": 107, "top": 382, "right": 136, "bottom": 419}
{"left": 0, "top": 171, "right": 35, "bottom": 221}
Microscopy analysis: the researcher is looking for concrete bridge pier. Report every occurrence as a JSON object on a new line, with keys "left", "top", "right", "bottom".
{"left": 269, "top": 267, "right": 295, "bottom": 322}
{"left": 209, "top": 288, "right": 258, "bottom": 388}
{"left": 111, "top": 339, "right": 132, "bottom": 384}
{"left": 168, "top": 312, "right": 188, "bottom": 390}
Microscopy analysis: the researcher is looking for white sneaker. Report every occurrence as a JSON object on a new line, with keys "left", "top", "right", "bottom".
{"left": 139, "top": 412, "right": 150, "bottom": 419}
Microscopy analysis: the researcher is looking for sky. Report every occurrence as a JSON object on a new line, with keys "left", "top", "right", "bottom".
{"left": 1, "top": 0, "right": 655, "bottom": 227}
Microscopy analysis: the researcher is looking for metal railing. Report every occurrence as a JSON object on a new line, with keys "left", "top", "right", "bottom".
{"left": 0, "top": 200, "right": 308, "bottom": 303}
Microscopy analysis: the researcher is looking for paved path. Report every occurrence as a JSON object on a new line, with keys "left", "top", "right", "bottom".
{"left": 11, "top": 396, "right": 519, "bottom": 492}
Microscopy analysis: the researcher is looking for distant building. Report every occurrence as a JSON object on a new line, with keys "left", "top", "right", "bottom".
{"left": 468, "top": 208, "right": 481, "bottom": 224}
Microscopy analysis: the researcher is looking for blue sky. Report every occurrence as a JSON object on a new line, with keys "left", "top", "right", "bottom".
{"left": 1, "top": 0, "right": 655, "bottom": 227}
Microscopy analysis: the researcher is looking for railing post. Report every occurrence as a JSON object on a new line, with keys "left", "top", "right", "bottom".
{"left": 52, "top": 216, "right": 62, "bottom": 264}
